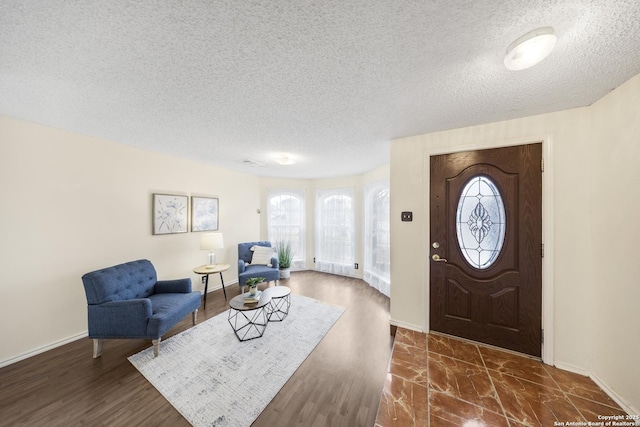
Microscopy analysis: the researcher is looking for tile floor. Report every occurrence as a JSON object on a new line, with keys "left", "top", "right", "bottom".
{"left": 375, "top": 328, "right": 628, "bottom": 426}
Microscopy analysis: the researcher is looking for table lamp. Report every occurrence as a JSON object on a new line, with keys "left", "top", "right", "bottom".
{"left": 200, "top": 232, "right": 224, "bottom": 267}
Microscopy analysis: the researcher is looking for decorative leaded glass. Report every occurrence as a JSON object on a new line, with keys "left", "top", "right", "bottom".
{"left": 455, "top": 176, "right": 506, "bottom": 269}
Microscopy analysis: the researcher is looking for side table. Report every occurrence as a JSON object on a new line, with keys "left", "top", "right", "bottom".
{"left": 262, "top": 286, "right": 292, "bottom": 322}
{"left": 193, "top": 263, "right": 230, "bottom": 308}
{"left": 228, "top": 292, "right": 272, "bottom": 341}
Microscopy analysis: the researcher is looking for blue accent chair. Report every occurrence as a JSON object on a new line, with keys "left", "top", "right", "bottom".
{"left": 81, "top": 259, "right": 201, "bottom": 358}
{"left": 237, "top": 241, "right": 280, "bottom": 289}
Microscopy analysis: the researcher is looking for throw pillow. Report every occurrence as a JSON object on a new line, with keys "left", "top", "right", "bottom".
{"left": 250, "top": 245, "right": 273, "bottom": 266}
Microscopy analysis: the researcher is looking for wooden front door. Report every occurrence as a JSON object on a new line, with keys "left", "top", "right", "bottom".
{"left": 430, "top": 143, "right": 542, "bottom": 357}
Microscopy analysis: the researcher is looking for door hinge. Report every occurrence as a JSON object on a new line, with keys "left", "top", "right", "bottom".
{"left": 541, "top": 243, "right": 544, "bottom": 258}
{"left": 541, "top": 329, "right": 544, "bottom": 344}
{"left": 541, "top": 157, "right": 544, "bottom": 172}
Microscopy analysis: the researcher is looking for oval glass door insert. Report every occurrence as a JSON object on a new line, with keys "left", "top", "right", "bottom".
{"left": 455, "top": 175, "right": 506, "bottom": 269}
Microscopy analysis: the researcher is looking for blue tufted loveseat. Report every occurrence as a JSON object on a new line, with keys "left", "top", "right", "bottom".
{"left": 82, "top": 259, "right": 201, "bottom": 358}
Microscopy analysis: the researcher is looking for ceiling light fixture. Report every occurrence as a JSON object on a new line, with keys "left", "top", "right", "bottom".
{"left": 504, "top": 27, "right": 557, "bottom": 71}
{"left": 274, "top": 154, "right": 295, "bottom": 165}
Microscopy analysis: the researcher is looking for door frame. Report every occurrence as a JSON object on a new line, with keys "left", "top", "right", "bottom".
{"left": 423, "top": 134, "right": 554, "bottom": 364}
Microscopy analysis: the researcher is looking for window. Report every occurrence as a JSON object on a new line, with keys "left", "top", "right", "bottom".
{"left": 267, "top": 189, "right": 305, "bottom": 269}
{"left": 315, "top": 187, "right": 355, "bottom": 276}
{"left": 456, "top": 175, "right": 506, "bottom": 269}
{"left": 364, "top": 181, "right": 390, "bottom": 296}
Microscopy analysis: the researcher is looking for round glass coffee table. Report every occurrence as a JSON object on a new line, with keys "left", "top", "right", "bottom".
{"left": 227, "top": 292, "right": 272, "bottom": 341}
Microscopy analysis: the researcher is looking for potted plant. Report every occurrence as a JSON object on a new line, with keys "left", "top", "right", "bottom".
{"left": 244, "top": 277, "right": 264, "bottom": 295}
{"left": 277, "top": 241, "right": 293, "bottom": 280}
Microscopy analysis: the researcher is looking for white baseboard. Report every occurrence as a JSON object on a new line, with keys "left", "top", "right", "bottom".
{"left": 310, "top": 266, "right": 363, "bottom": 279}
{"left": 4, "top": 282, "right": 242, "bottom": 368}
{"left": 0, "top": 332, "right": 87, "bottom": 369}
{"left": 389, "top": 318, "right": 425, "bottom": 333}
{"left": 555, "top": 361, "right": 638, "bottom": 418}
{"left": 203, "top": 278, "right": 241, "bottom": 294}
{"left": 553, "top": 360, "right": 590, "bottom": 376}
{"left": 590, "top": 373, "right": 639, "bottom": 418}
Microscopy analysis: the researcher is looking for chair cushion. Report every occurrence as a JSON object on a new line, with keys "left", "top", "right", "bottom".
{"left": 146, "top": 292, "right": 201, "bottom": 339}
{"left": 250, "top": 245, "right": 274, "bottom": 266}
{"left": 239, "top": 264, "right": 280, "bottom": 284}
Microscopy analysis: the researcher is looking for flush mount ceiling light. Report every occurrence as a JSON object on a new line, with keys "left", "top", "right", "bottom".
{"left": 504, "top": 27, "right": 557, "bottom": 71}
{"left": 274, "top": 154, "right": 295, "bottom": 165}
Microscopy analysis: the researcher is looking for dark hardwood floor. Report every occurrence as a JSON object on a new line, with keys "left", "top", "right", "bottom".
{"left": 0, "top": 271, "right": 392, "bottom": 426}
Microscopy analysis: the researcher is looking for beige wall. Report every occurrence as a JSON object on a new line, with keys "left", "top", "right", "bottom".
{"left": 0, "top": 115, "right": 390, "bottom": 366}
{"left": 2, "top": 72, "right": 637, "bottom": 411}
{"left": 259, "top": 164, "right": 390, "bottom": 277}
{"left": 390, "top": 73, "right": 640, "bottom": 413}
{"left": 391, "top": 108, "right": 593, "bottom": 367}
{"left": 0, "top": 116, "right": 260, "bottom": 365}
{"left": 588, "top": 74, "right": 640, "bottom": 412}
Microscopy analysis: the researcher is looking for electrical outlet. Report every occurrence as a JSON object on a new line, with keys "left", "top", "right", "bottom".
{"left": 401, "top": 211, "right": 413, "bottom": 221}
{"left": 354, "top": 263, "right": 359, "bottom": 269}
{"left": 201, "top": 276, "right": 206, "bottom": 283}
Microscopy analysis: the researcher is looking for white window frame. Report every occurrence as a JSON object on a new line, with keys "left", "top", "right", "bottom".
{"left": 267, "top": 189, "right": 305, "bottom": 270}
{"left": 364, "top": 180, "right": 390, "bottom": 296}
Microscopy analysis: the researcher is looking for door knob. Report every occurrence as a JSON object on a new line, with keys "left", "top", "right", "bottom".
{"left": 432, "top": 254, "right": 448, "bottom": 262}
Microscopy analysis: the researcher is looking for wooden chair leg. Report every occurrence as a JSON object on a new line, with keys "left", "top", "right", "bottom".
{"left": 92, "top": 339, "right": 103, "bottom": 358}
{"left": 152, "top": 338, "right": 161, "bottom": 357}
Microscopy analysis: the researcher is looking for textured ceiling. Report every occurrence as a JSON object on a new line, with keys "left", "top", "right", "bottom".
{"left": 1, "top": 1, "right": 640, "bottom": 179}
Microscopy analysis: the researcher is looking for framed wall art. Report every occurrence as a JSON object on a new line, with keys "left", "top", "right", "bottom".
{"left": 191, "top": 196, "right": 219, "bottom": 232}
{"left": 152, "top": 193, "right": 188, "bottom": 235}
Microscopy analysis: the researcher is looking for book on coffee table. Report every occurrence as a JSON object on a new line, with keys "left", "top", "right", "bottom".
{"left": 243, "top": 291, "right": 262, "bottom": 304}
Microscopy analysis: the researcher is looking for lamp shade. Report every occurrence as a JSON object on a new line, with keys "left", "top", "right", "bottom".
{"left": 200, "top": 233, "right": 224, "bottom": 250}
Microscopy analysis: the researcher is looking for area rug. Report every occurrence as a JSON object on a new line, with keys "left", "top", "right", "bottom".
{"left": 128, "top": 294, "right": 345, "bottom": 427}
